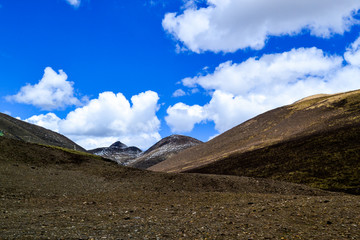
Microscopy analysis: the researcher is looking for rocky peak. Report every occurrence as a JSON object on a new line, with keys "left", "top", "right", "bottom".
{"left": 89, "top": 141, "right": 142, "bottom": 165}
{"left": 109, "top": 141, "right": 127, "bottom": 150}
{"left": 129, "top": 135, "right": 202, "bottom": 169}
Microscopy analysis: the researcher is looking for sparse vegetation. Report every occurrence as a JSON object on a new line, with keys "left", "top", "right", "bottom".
{"left": 1, "top": 137, "right": 360, "bottom": 239}
{"left": 44, "top": 144, "right": 105, "bottom": 161}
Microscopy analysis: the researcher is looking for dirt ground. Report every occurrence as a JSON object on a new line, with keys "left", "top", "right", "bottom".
{"left": 0, "top": 138, "right": 359, "bottom": 239}
{"left": 1, "top": 162, "right": 359, "bottom": 239}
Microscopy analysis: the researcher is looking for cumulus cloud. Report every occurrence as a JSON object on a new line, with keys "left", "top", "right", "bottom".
{"left": 65, "top": 0, "right": 81, "bottom": 8}
{"left": 166, "top": 45, "right": 360, "bottom": 133}
{"left": 26, "top": 91, "right": 161, "bottom": 150}
{"left": 6, "top": 67, "right": 81, "bottom": 111}
{"left": 163, "top": 0, "right": 360, "bottom": 53}
{"left": 182, "top": 48, "right": 343, "bottom": 96}
{"left": 165, "top": 103, "right": 205, "bottom": 132}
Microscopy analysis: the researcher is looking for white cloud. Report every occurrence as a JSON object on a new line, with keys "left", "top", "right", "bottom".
{"left": 183, "top": 48, "right": 343, "bottom": 96}
{"left": 166, "top": 90, "right": 269, "bottom": 133}
{"left": 26, "top": 113, "right": 61, "bottom": 132}
{"left": 166, "top": 46, "right": 360, "bottom": 133}
{"left": 172, "top": 89, "right": 187, "bottom": 97}
{"left": 344, "top": 35, "right": 360, "bottom": 66}
{"left": 6, "top": 67, "right": 81, "bottom": 111}
{"left": 205, "top": 91, "right": 268, "bottom": 133}
{"left": 65, "top": 0, "right": 81, "bottom": 8}
{"left": 163, "top": 0, "right": 360, "bottom": 53}
{"left": 165, "top": 103, "right": 205, "bottom": 132}
{"left": 26, "top": 91, "right": 161, "bottom": 150}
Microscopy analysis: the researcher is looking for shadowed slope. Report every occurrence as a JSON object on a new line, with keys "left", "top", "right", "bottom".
{"left": 185, "top": 124, "right": 360, "bottom": 194}
{"left": 0, "top": 112, "right": 85, "bottom": 151}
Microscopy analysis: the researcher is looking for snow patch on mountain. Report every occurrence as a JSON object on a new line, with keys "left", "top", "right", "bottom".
{"left": 89, "top": 141, "right": 142, "bottom": 165}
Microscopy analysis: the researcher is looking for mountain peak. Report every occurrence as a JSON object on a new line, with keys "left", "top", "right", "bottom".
{"left": 109, "top": 141, "right": 127, "bottom": 149}
{"left": 89, "top": 141, "right": 142, "bottom": 165}
{"left": 129, "top": 134, "right": 202, "bottom": 169}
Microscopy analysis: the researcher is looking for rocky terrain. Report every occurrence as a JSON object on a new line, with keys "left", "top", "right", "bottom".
{"left": 129, "top": 135, "right": 202, "bottom": 169}
{"left": 0, "top": 112, "right": 85, "bottom": 152}
{"left": 89, "top": 141, "right": 142, "bottom": 165}
{"left": 149, "top": 89, "right": 360, "bottom": 193}
{"left": 1, "top": 137, "right": 360, "bottom": 239}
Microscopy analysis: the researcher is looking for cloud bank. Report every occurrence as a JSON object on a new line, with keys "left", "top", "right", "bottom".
{"left": 166, "top": 37, "right": 360, "bottom": 134}
{"left": 163, "top": 0, "right": 360, "bottom": 53}
{"left": 26, "top": 91, "right": 161, "bottom": 150}
{"left": 6, "top": 67, "right": 81, "bottom": 111}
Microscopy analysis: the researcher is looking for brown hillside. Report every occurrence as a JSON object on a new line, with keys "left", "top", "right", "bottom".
{"left": 185, "top": 124, "right": 360, "bottom": 194}
{"left": 0, "top": 112, "right": 85, "bottom": 151}
{"left": 149, "top": 89, "right": 360, "bottom": 174}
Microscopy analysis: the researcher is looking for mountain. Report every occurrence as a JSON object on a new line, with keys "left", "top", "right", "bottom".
{"left": 89, "top": 141, "right": 142, "bottom": 165}
{"left": 0, "top": 112, "right": 85, "bottom": 151}
{"left": 149, "top": 89, "right": 360, "bottom": 193}
{"left": 129, "top": 135, "right": 202, "bottom": 169}
{"left": 3, "top": 135, "right": 359, "bottom": 239}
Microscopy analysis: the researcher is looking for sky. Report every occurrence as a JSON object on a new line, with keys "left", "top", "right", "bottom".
{"left": 1, "top": 0, "right": 360, "bottom": 150}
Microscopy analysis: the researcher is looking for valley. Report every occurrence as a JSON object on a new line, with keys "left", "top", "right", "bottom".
{"left": 1, "top": 137, "right": 359, "bottom": 239}
{"left": 1, "top": 89, "right": 360, "bottom": 239}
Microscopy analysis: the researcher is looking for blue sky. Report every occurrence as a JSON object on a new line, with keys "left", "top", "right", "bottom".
{"left": 1, "top": 0, "right": 360, "bottom": 150}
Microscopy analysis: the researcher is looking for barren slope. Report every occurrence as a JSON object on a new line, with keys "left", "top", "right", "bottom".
{"left": 150, "top": 90, "right": 360, "bottom": 175}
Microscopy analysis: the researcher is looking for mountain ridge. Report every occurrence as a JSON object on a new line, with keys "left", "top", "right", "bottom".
{"left": 0, "top": 112, "right": 85, "bottom": 152}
